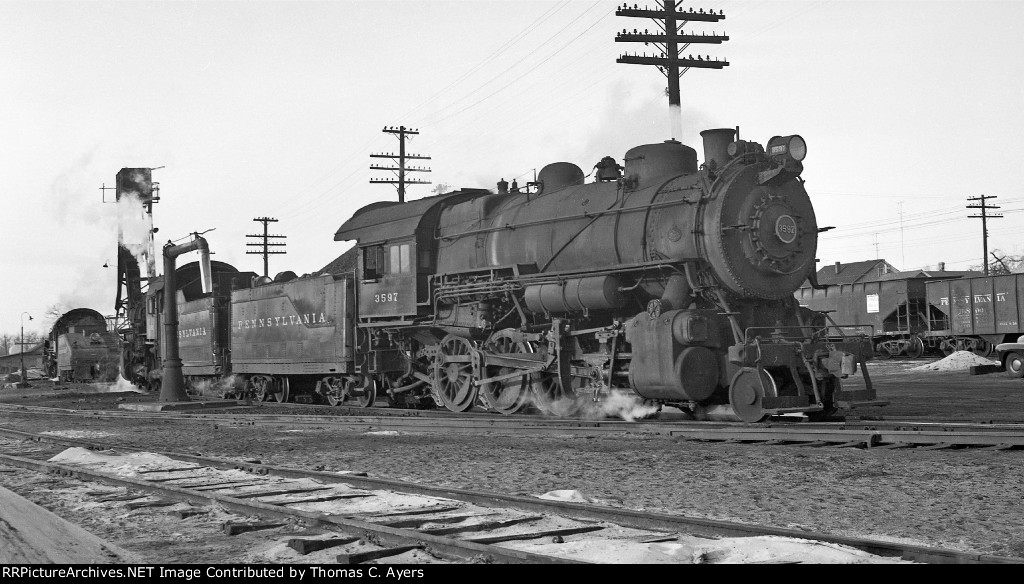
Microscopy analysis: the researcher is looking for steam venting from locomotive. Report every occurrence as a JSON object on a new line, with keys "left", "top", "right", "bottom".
{"left": 116, "top": 192, "right": 156, "bottom": 276}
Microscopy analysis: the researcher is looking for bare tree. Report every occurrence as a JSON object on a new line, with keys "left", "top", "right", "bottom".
{"left": 971, "top": 250, "right": 1024, "bottom": 275}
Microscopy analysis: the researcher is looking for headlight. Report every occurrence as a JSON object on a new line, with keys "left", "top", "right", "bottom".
{"left": 767, "top": 135, "right": 807, "bottom": 162}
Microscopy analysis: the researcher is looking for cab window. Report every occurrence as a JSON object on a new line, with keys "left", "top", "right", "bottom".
{"left": 363, "top": 246, "right": 386, "bottom": 280}
{"left": 388, "top": 244, "right": 411, "bottom": 274}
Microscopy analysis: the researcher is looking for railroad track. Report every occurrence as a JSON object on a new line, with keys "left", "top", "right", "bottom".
{"left": 2, "top": 402, "right": 1024, "bottom": 451}
{"left": 0, "top": 427, "right": 1017, "bottom": 564}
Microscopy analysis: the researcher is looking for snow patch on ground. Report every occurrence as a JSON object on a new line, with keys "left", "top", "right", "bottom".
{"left": 536, "top": 489, "right": 593, "bottom": 503}
{"left": 908, "top": 351, "right": 998, "bottom": 372}
{"left": 41, "top": 430, "right": 115, "bottom": 439}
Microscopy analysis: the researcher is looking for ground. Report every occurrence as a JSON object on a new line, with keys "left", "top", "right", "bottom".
{"left": 1, "top": 356, "right": 1022, "bottom": 561}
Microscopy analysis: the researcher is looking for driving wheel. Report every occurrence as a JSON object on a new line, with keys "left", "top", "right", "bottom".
{"left": 431, "top": 334, "right": 478, "bottom": 412}
{"left": 479, "top": 329, "right": 532, "bottom": 415}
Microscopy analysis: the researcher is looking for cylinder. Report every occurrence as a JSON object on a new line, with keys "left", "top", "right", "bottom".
{"left": 523, "top": 276, "right": 627, "bottom": 313}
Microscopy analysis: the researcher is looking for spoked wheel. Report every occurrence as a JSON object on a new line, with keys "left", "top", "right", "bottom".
{"left": 971, "top": 339, "right": 993, "bottom": 358}
{"left": 906, "top": 337, "right": 925, "bottom": 359}
{"left": 350, "top": 375, "right": 377, "bottom": 408}
{"left": 321, "top": 376, "right": 348, "bottom": 406}
{"left": 531, "top": 365, "right": 583, "bottom": 417}
{"left": 274, "top": 377, "right": 290, "bottom": 403}
{"left": 728, "top": 368, "right": 778, "bottom": 423}
{"left": 246, "top": 375, "right": 273, "bottom": 402}
{"left": 479, "top": 329, "right": 532, "bottom": 415}
{"left": 431, "top": 334, "right": 478, "bottom": 412}
{"left": 1005, "top": 351, "right": 1024, "bottom": 379}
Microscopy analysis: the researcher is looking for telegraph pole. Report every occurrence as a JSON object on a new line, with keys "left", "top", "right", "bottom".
{"left": 246, "top": 217, "right": 287, "bottom": 277}
{"left": 370, "top": 126, "right": 431, "bottom": 203}
{"left": 616, "top": 1, "right": 728, "bottom": 140}
{"left": 967, "top": 195, "right": 1002, "bottom": 276}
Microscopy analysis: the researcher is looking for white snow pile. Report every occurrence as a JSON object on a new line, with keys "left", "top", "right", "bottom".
{"left": 536, "top": 489, "right": 593, "bottom": 503}
{"left": 48, "top": 447, "right": 187, "bottom": 477}
{"left": 908, "top": 350, "right": 998, "bottom": 372}
{"left": 40, "top": 430, "right": 114, "bottom": 439}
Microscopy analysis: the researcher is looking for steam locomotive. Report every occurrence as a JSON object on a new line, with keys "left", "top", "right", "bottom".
{"left": 118, "top": 128, "right": 883, "bottom": 422}
{"left": 42, "top": 308, "right": 120, "bottom": 383}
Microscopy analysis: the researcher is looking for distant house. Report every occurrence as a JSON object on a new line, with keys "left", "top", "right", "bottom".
{"left": 809, "top": 259, "right": 981, "bottom": 287}
{"left": 812, "top": 259, "right": 900, "bottom": 286}
{"left": 0, "top": 342, "right": 44, "bottom": 375}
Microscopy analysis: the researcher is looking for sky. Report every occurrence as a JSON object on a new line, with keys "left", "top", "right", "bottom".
{"left": 2, "top": 0, "right": 1023, "bottom": 337}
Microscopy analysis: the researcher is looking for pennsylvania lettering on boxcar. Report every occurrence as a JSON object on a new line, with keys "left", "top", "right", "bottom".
{"left": 236, "top": 312, "right": 329, "bottom": 330}
{"left": 178, "top": 327, "right": 208, "bottom": 338}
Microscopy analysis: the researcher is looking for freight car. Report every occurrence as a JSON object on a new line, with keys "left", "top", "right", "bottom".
{"left": 926, "top": 273, "right": 1024, "bottom": 356}
{"left": 796, "top": 272, "right": 1024, "bottom": 358}
{"left": 42, "top": 308, "right": 119, "bottom": 383}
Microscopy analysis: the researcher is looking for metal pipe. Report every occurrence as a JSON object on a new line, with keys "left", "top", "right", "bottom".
{"left": 160, "top": 236, "right": 211, "bottom": 402}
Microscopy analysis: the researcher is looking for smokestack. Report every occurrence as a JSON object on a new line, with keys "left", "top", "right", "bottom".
{"left": 700, "top": 128, "right": 736, "bottom": 170}
{"left": 938, "top": 261, "right": 945, "bottom": 272}
{"left": 835, "top": 261, "right": 841, "bottom": 275}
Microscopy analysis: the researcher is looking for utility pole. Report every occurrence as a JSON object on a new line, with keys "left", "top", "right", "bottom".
{"left": 246, "top": 217, "right": 287, "bottom": 277}
{"left": 615, "top": 1, "right": 728, "bottom": 140}
{"left": 967, "top": 195, "right": 1002, "bottom": 275}
{"left": 370, "top": 126, "right": 431, "bottom": 203}
{"left": 898, "top": 201, "right": 905, "bottom": 269}
{"left": 20, "top": 312, "right": 32, "bottom": 386}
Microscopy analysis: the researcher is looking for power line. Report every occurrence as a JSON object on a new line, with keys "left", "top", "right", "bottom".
{"left": 370, "top": 126, "right": 432, "bottom": 203}
{"left": 615, "top": 1, "right": 728, "bottom": 139}
{"left": 967, "top": 194, "right": 1003, "bottom": 276}
{"left": 246, "top": 217, "right": 286, "bottom": 277}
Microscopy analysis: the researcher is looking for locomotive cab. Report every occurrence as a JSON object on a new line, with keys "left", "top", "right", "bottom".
{"left": 358, "top": 238, "right": 418, "bottom": 318}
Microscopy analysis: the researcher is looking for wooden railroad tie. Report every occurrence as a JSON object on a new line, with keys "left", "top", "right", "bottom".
{"left": 173, "top": 509, "right": 209, "bottom": 519}
{"left": 125, "top": 500, "right": 177, "bottom": 510}
{"left": 374, "top": 513, "right": 496, "bottom": 529}
{"left": 466, "top": 525, "right": 606, "bottom": 545}
{"left": 269, "top": 492, "right": 374, "bottom": 505}
{"left": 287, "top": 536, "right": 361, "bottom": 555}
{"left": 421, "top": 515, "right": 544, "bottom": 536}
{"left": 223, "top": 521, "right": 288, "bottom": 536}
{"left": 337, "top": 545, "right": 424, "bottom": 564}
